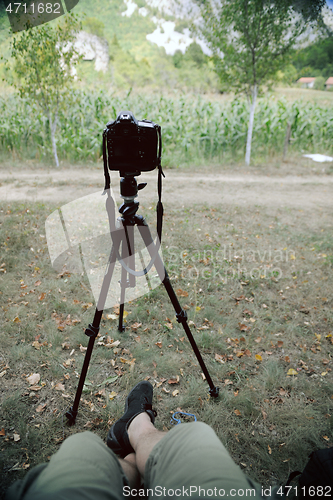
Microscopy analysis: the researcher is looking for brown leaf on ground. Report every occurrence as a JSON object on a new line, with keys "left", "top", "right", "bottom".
{"left": 54, "top": 383, "right": 65, "bottom": 391}
{"left": 239, "top": 323, "right": 250, "bottom": 332}
{"left": 36, "top": 404, "right": 47, "bottom": 413}
{"left": 176, "top": 288, "right": 189, "bottom": 297}
{"left": 243, "top": 309, "right": 252, "bottom": 316}
{"left": 168, "top": 376, "right": 180, "bottom": 384}
{"left": 131, "top": 322, "right": 142, "bottom": 331}
{"left": 155, "top": 342, "right": 162, "bottom": 349}
{"left": 26, "top": 373, "right": 40, "bottom": 385}
{"left": 215, "top": 353, "right": 225, "bottom": 363}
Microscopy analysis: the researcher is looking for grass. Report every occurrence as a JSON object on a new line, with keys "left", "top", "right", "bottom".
{"left": 0, "top": 190, "right": 332, "bottom": 498}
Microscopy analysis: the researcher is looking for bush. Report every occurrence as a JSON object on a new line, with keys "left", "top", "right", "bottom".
{"left": 314, "top": 76, "right": 326, "bottom": 91}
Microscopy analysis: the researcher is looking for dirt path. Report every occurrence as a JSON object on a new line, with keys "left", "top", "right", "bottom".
{"left": 0, "top": 168, "right": 332, "bottom": 210}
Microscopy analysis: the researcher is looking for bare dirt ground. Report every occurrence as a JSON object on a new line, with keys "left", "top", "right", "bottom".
{"left": 0, "top": 167, "right": 333, "bottom": 213}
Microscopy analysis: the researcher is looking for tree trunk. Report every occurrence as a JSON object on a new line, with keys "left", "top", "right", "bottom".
{"left": 283, "top": 121, "right": 292, "bottom": 161}
{"left": 49, "top": 112, "right": 59, "bottom": 168}
{"left": 245, "top": 84, "right": 258, "bottom": 166}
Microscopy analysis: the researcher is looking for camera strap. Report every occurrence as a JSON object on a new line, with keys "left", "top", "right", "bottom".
{"left": 102, "top": 130, "right": 111, "bottom": 191}
{"left": 155, "top": 124, "right": 165, "bottom": 244}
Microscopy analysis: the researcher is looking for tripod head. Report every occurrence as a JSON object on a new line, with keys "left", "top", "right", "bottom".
{"left": 119, "top": 172, "right": 147, "bottom": 218}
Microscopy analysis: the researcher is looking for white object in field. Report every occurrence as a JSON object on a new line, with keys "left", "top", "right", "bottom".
{"left": 303, "top": 154, "right": 333, "bottom": 163}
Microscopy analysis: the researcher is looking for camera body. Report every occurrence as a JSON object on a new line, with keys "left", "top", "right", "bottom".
{"left": 104, "top": 111, "right": 161, "bottom": 174}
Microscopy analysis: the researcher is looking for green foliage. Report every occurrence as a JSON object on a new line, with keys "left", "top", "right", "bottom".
{"left": 172, "top": 49, "right": 183, "bottom": 68}
{"left": 291, "top": 37, "right": 333, "bottom": 79}
{"left": 184, "top": 42, "right": 206, "bottom": 68}
{"left": 197, "top": 0, "right": 311, "bottom": 96}
{"left": 5, "top": 13, "right": 82, "bottom": 166}
{"left": 314, "top": 76, "right": 326, "bottom": 91}
{"left": 1, "top": 91, "right": 332, "bottom": 164}
{"left": 82, "top": 17, "right": 105, "bottom": 37}
{"left": 279, "top": 64, "right": 298, "bottom": 86}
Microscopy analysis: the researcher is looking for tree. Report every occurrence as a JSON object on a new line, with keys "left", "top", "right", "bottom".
{"left": 8, "top": 13, "right": 81, "bottom": 167}
{"left": 193, "top": 0, "right": 326, "bottom": 165}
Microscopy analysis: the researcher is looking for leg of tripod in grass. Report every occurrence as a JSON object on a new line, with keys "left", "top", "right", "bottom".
{"left": 137, "top": 222, "right": 219, "bottom": 398}
{"left": 67, "top": 237, "right": 122, "bottom": 425}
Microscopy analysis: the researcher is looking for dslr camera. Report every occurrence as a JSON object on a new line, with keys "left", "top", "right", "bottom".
{"left": 103, "top": 111, "right": 162, "bottom": 174}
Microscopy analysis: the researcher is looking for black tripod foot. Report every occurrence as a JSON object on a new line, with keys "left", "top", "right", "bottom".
{"left": 65, "top": 406, "right": 78, "bottom": 426}
{"left": 209, "top": 386, "right": 220, "bottom": 398}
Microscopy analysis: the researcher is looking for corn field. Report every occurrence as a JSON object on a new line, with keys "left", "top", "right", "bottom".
{"left": 0, "top": 90, "right": 332, "bottom": 164}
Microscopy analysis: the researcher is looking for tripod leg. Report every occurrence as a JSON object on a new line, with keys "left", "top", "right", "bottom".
{"left": 66, "top": 233, "right": 122, "bottom": 425}
{"left": 137, "top": 223, "right": 219, "bottom": 398}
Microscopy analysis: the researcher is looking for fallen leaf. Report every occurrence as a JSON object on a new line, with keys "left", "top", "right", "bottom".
{"left": 287, "top": 368, "right": 298, "bottom": 376}
{"left": 54, "top": 383, "right": 65, "bottom": 391}
{"left": 36, "top": 404, "right": 47, "bottom": 413}
{"left": 131, "top": 322, "right": 142, "bottom": 331}
{"left": 0, "top": 428, "right": 5, "bottom": 436}
{"left": 255, "top": 354, "right": 263, "bottom": 362}
{"left": 215, "top": 353, "right": 225, "bottom": 363}
{"left": 38, "top": 293, "right": 46, "bottom": 301}
{"left": 243, "top": 309, "right": 252, "bottom": 316}
{"left": 109, "top": 391, "right": 117, "bottom": 400}
{"left": 29, "top": 385, "right": 42, "bottom": 391}
{"left": 106, "top": 313, "right": 118, "bottom": 320}
{"left": 176, "top": 288, "right": 188, "bottom": 297}
{"left": 239, "top": 323, "right": 250, "bottom": 332}
{"left": 26, "top": 373, "right": 40, "bottom": 385}
{"left": 234, "top": 409, "right": 241, "bottom": 416}
{"left": 168, "top": 376, "right": 180, "bottom": 384}
{"left": 13, "top": 433, "right": 21, "bottom": 442}
{"left": 155, "top": 342, "right": 162, "bottom": 349}
{"left": 13, "top": 316, "right": 20, "bottom": 323}
{"left": 268, "top": 445, "right": 272, "bottom": 454}
{"left": 172, "top": 390, "right": 179, "bottom": 397}
{"left": 0, "top": 370, "right": 7, "bottom": 378}
{"left": 234, "top": 295, "right": 245, "bottom": 301}
{"left": 277, "top": 341, "right": 284, "bottom": 348}
{"left": 81, "top": 303, "right": 93, "bottom": 310}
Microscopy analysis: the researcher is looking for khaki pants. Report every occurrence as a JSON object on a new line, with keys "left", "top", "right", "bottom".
{"left": 6, "top": 422, "right": 265, "bottom": 500}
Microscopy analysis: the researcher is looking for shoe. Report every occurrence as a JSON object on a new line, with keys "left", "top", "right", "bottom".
{"left": 107, "top": 381, "right": 157, "bottom": 458}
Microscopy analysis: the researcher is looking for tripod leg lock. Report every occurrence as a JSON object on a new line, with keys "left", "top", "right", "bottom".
{"left": 85, "top": 323, "right": 100, "bottom": 338}
{"left": 176, "top": 309, "right": 188, "bottom": 324}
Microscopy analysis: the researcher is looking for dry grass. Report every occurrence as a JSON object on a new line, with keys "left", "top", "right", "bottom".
{"left": 0, "top": 183, "right": 332, "bottom": 498}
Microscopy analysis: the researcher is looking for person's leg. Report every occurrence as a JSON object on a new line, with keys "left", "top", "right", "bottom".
{"left": 128, "top": 416, "right": 262, "bottom": 499}
{"left": 127, "top": 412, "right": 166, "bottom": 477}
{"left": 6, "top": 431, "right": 137, "bottom": 500}
{"left": 119, "top": 453, "right": 141, "bottom": 488}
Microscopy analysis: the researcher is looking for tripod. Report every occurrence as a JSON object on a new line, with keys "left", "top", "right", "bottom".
{"left": 65, "top": 175, "right": 219, "bottom": 426}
